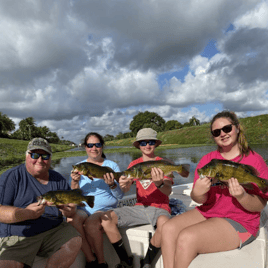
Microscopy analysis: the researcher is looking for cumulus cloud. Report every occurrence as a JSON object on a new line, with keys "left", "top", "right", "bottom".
{"left": 0, "top": 0, "right": 267, "bottom": 143}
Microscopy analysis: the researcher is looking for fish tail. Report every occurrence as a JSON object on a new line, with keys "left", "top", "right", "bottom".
{"left": 179, "top": 164, "right": 190, "bottom": 178}
{"left": 85, "top": 196, "right": 95, "bottom": 208}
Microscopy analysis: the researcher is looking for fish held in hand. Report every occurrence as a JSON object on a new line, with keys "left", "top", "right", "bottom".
{"left": 197, "top": 159, "right": 268, "bottom": 193}
{"left": 37, "top": 189, "right": 95, "bottom": 207}
{"left": 72, "top": 162, "right": 123, "bottom": 182}
{"left": 124, "top": 160, "right": 190, "bottom": 179}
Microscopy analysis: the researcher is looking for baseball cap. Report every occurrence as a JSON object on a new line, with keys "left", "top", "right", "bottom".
{"left": 27, "top": 138, "right": 52, "bottom": 155}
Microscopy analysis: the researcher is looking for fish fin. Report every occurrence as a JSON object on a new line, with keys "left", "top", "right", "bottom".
{"left": 72, "top": 189, "right": 84, "bottom": 194}
{"left": 241, "top": 183, "right": 255, "bottom": 191}
{"left": 85, "top": 196, "right": 95, "bottom": 208}
{"left": 78, "top": 202, "right": 86, "bottom": 207}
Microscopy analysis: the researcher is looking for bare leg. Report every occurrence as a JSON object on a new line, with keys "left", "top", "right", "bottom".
{"left": 150, "top": 215, "right": 169, "bottom": 247}
{"left": 101, "top": 211, "right": 121, "bottom": 243}
{"left": 175, "top": 217, "right": 240, "bottom": 268}
{"left": 0, "top": 261, "right": 24, "bottom": 268}
{"left": 84, "top": 211, "right": 106, "bottom": 264}
{"left": 161, "top": 209, "right": 206, "bottom": 268}
{"left": 67, "top": 210, "right": 96, "bottom": 262}
{"left": 45, "top": 236, "right": 82, "bottom": 268}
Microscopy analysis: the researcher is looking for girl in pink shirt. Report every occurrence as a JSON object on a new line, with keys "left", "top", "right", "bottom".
{"left": 161, "top": 110, "right": 268, "bottom": 268}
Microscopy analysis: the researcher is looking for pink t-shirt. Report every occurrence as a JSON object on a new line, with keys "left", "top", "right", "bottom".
{"left": 193, "top": 150, "right": 268, "bottom": 236}
{"left": 128, "top": 157, "right": 173, "bottom": 213}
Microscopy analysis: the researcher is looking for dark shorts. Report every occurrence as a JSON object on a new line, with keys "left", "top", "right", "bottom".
{"left": 0, "top": 222, "right": 80, "bottom": 267}
{"left": 224, "top": 218, "right": 257, "bottom": 249}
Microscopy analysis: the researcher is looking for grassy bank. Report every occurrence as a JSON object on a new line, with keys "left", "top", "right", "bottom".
{"left": 1, "top": 113, "right": 267, "bottom": 175}
{"left": 106, "top": 114, "right": 268, "bottom": 147}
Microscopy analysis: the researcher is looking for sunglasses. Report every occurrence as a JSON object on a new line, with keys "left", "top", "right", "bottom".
{"left": 139, "top": 140, "right": 156, "bottom": 146}
{"left": 86, "top": 143, "right": 102, "bottom": 148}
{"left": 28, "top": 152, "right": 51, "bottom": 160}
{"left": 211, "top": 124, "right": 233, "bottom": 137}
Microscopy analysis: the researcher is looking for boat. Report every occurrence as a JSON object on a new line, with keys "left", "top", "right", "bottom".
{"left": 33, "top": 183, "right": 268, "bottom": 267}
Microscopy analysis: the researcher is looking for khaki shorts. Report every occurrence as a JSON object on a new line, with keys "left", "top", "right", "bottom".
{"left": 113, "top": 205, "right": 171, "bottom": 229}
{"left": 0, "top": 222, "right": 80, "bottom": 267}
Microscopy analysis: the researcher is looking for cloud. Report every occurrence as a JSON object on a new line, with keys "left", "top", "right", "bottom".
{"left": 0, "top": 0, "right": 267, "bottom": 144}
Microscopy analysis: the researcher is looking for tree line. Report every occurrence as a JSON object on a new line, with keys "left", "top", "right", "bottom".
{"left": 103, "top": 111, "right": 201, "bottom": 141}
{"left": 0, "top": 111, "right": 202, "bottom": 144}
{"left": 0, "top": 112, "right": 72, "bottom": 145}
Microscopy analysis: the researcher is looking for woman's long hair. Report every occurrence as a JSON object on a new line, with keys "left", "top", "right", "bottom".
{"left": 84, "top": 132, "right": 106, "bottom": 158}
{"left": 211, "top": 110, "right": 253, "bottom": 159}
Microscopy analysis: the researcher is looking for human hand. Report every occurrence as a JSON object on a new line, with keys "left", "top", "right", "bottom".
{"left": 25, "top": 202, "right": 46, "bottom": 220}
{"left": 71, "top": 171, "right": 81, "bottom": 183}
{"left": 151, "top": 167, "right": 164, "bottom": 187}
{"left": 58, "top": 203, "right": 77, "bottom": 218}
{"left": 228, "top": 178, "right": 246, "bottom": 200}
{"left": 193, "top": 176, "right": 213, "bottom": 196}
{"left": 119, "top": 175, "right": 133, "bottom": 192}
{"left": 103, "top": 173, "right": 116, "bottom": 188}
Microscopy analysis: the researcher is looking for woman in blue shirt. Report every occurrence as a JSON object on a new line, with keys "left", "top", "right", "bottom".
{"left": 68, "top": 132, "right": 124, "bottom": 268}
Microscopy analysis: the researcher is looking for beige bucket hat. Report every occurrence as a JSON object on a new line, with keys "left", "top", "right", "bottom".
{"left": 133, "top": 128, "right": 162, "bottom": 149}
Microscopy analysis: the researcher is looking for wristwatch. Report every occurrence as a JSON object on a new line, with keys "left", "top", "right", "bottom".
{"left": 156, "top": 182, "right": 164, "bottom": 189}
{"left": 109, "top": 182, "right": 117, "bottom": 189}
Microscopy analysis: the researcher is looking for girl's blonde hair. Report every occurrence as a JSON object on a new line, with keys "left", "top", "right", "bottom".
{"left": 211, "top": 110, "right": 253, "bottom": 159}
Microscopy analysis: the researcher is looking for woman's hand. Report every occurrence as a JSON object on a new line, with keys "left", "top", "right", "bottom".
{"left": 103, "top": 173, "right": 117, "bottom": 188}
{"left": 71, "top": 171, "right": 81, "bottom": 183}
{"left": 228, "top": 177, "right": 246, "bottom": 200}
{"left": 58, "top": 203, "right": 77, "bottom": 218}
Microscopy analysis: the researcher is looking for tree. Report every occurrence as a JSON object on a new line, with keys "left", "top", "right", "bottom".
{"left": 165, "top": 120, "right": 182, "bottom": 131}
{"left": 0, "top": 112, "right": 15, "bottom": 137}
{"left": 104, "top": 134, "right": 115, "bottom": 142}
{"left": 189, "top": 116, "right": 200, "bottom": 126}
{"left": 129, "top": 111, "right": 165, "bottom": 135}
{"left": 19, "top": 117, "right": 37, "bottom": 140}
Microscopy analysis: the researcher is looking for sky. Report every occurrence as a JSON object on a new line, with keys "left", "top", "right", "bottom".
{"left": 0, "top": 0, "right": 268, "bottom": 144}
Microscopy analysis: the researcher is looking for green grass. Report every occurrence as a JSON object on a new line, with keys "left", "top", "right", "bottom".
{"left": 106, "top": 114, "right": 268, "bottom": 147}
{"left": 1, "top": 113, "right": 268, "bottom": 175}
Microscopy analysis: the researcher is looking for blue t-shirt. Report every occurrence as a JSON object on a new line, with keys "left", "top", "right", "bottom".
{"left": 69, "top": 159, "right": 124, "bottom": 215}
{"left": 0, "top": 164, "right": 70, "bottom": 237}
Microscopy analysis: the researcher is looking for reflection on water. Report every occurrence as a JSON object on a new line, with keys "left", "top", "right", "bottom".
{"left": 52, "top": 144, "right": 268, "bottom": 196}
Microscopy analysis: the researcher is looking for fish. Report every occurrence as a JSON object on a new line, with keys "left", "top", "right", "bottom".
{"left": 123, "top": 160, "right": 190, "bottom": 179}
{"left": 72, "top": 160, "right": 190, "bottom": 182}
{"left": 37, "top": 189, "right": 95, "bottom": 207}
{"left": 197, "top": 159, "right": 268, "bottom": 193}
{"left": 72, "top": 162, "right": 123, "bottom": 181}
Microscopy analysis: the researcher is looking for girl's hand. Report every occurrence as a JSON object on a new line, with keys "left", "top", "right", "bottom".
{"left": 228, "top": 177, "right": 246, "bottom": 200}
{"left": 193, "top": 176, "right": 213, "bottom": 196}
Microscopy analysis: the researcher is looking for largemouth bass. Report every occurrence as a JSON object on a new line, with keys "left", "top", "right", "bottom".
{"left": 72, "top": 160, "right": 190, "bottom": 182}
{"left": 72, "top": 162, "right": 123, "bottom": 181}
{"left": 124, "top": 160, "right": 190, "bottom": 179}
{"left": 197, "top": 159, "right": 268, "bottom": 193}
{"left": 37, "top": 189, "right": 94, "bottom": 207}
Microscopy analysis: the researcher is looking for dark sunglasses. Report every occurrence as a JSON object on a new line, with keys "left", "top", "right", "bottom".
{"left": 211, "top": 124, "right": 233, "bottom": 137}
{"left": 28, "top": 152, "right": 51, "bottom": 160}
{"left": 86, "top": 143, "right": 102, "bottom": 148}
{"left": 139, "top": 140, "right": 156, "bottom": 146}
